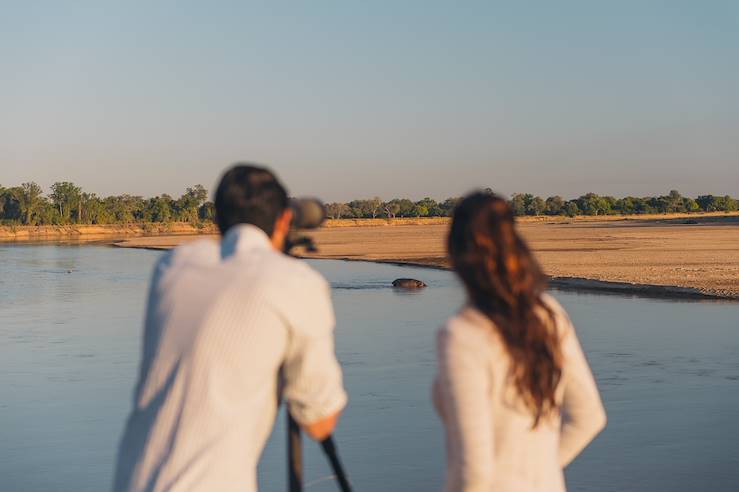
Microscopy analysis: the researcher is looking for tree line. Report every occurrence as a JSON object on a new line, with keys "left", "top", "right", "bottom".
{"left": 0, "top": 182, "right": 737, "bottom": 226}
{"left": 0, "top": 182, "right": 213, "bottom": 225}
{"left": 327, "top": 189, "right": 738, "bottom": 219}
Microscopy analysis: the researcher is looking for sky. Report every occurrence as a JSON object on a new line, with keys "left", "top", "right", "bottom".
{"left": 1, "top": 1, "right": 737, "bottom": 201}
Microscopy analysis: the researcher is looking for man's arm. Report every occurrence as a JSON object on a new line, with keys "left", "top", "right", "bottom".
{"left": 134, "top": 252, "right": 174, "bottom": 401}
{"left": 280, "top": 272, "right": 347, "bottom": 440}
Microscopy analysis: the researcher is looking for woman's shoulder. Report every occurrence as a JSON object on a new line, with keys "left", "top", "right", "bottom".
{"left": 539, "top": 292, "right": 566, "bottom": 318}
{"left": 439, "top": 306, "right": 501, "bottom": 352}
{"left": 440, "top": 296, "right": 575, "bottom": 346}
{"left": 539, "top": 293, "right": 576, "bottom": 338}
{"left": 443, "top": 305, "right": 492, "bottom": 331}
{"left": 436, "top": 308, "right": 501, "bottom": 375}
{"left": 537, "top": 296, "right": 585, "bottom": 364}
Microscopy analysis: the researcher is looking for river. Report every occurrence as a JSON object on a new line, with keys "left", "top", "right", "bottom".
{"left": 1, "top": 244, "right": 738, "bottom": 491}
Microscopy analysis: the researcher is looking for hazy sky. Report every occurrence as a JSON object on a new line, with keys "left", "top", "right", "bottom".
{"left": 1, "top": 1, "right": 737, "bottom": 201}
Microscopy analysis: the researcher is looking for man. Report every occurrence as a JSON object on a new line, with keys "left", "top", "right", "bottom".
{"left": 113, "top": 164, "right": 347, "bottom": 491}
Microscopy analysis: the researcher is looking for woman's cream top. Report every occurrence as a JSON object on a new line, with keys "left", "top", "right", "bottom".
{"left": 433, "top": 294, "right": 606, "bottom": 492}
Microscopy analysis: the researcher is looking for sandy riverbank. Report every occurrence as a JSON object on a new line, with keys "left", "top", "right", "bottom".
{"left": 109, "top": 214, "right": 739, "bottom": 300}
{"left": 0, "top": 222, "right": 218, "bottom": 241}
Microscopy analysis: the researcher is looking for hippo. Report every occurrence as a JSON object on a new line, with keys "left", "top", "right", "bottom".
{"left": 392, "top": 278, "right": 427, "bottom": 289}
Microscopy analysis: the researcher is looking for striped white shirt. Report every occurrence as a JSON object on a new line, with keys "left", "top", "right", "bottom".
{"left": 113, "top": 224, "right": 347, "bottom": 492}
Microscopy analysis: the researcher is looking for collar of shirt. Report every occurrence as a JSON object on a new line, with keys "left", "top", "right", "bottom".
{"left": 220, "top": 224, "right": 274, "bottom": 259}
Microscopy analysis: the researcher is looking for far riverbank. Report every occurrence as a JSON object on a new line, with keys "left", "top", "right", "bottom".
{"left": 107, "top": 213, "right": 739, "bottom": 300}
{"left": 3, "top": 211, "right": 738, "bottom": 240}
{"left": 0, "top": 222, "right": 218, "bottom": 241}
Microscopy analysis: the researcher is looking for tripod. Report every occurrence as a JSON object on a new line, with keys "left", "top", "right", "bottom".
{"left": 287, "top": 412, "right": 352, "bottom": 492}
{"left": 284, "top": 231, "right": 352, "bottom": 491}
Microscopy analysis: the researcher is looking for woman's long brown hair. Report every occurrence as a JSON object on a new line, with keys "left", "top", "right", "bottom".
{"left": 448, "top": 192, "right": 562, "bottom": 426}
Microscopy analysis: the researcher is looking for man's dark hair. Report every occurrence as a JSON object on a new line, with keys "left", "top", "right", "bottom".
{"left": 214, "top": 164, "right": 289, "bottom": 236}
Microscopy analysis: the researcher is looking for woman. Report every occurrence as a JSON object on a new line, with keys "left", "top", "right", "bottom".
{"left": 433, "top": 192, "right": 606, "bottom": 492}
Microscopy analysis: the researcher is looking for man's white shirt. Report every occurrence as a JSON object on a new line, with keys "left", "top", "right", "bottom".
{"left": 113, "top": 224, "right": 347, "bottom": 492}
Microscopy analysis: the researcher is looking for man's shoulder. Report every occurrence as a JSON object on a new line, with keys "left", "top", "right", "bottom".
{"left": 266, "top": 254, "right": 334, "bottom": 332}
{"left": 173, "top": 238, "right": 221, "bottom": 262}
{"left": 153, "top": 238, "right": 221, "bottom": 277}
{"left": 252, "top": 250, "right": 328, "bottom": 287}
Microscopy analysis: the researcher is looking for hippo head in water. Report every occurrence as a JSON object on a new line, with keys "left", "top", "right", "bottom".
{"left": 392, "top": 278, "right": 427, "bottom": 289}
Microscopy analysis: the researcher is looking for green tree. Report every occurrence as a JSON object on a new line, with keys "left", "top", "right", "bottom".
{"left": 82, "top": 194, "right": 109, "bottom": 224}
{"left": 564, "top": 201, "right": 580, "bottom": 217}
{"left": 326, "top": 202, "right": 350, "bottom": 219}
{"left": 682, "top": 197, "right": 701, "bottom": 212}
{"left": 695, "top": 195, "right": 724, "bottom": 211}
{"left": 416, "top": 197, "right": 441, "bottom": 216}
{"left": 440, "top": 197, "right": 460, "bottom": 216}
{"left": 715, "top": 195, "right": 737, "bottom": 211}
{"left": 36, "top": 198, "right": 60, "bottom": 225}
{"left": 367, "top": 197, "right": 383, "bottom": 219}
{"left": 632, "top": 197, "right": 653, "bottom": 214}
{"left": 616, "top": 197, "right": 636, "bottom": 214}
{"left": 603, "top": 196, "right": 618, "bottom": 214}
{"left": 145, "top": 195, "right": 175, "bottom": 222}
{"left": 384, "top": 200, "right": 402, "bottom": 218}
{"left": 665, "top": 190, "right": 685, "bottom": 213}
{"left": 198, "top": 201, "right": 216, "bottom": 221}
{"left": 527, "top": 196, "right": 546, "bottom": 216}
{"left": 648, "top": 190, "right": 684, "bottom": 214}
{"left": 176, "top": 185, "right": 208, "bottom": 222}
{"left": 77, "top": 192, "right": 98, "bottom": 224}
{"left": 696, "top": 195, "right": 712, "bottom": 211}
{"left": 509, "top": 193, "right": 532, "bottom": 216}
{"left": 105, "top": 194, "right": 144, "bottom": 223}
{"left": 77, "top": 192, "right": 94, "bottom": 223}
{"left": 720, "top": 195, "right": 737, "bottom": 211}
{"left": 411, "top": 204, "right": 429, "bottom": 217}
{"left": 347, "top": 197, "right": 384, "bottom": 218}
{"left": 576, "top": 193, "right": 611, "bottom": 216}
{"left": 0, "top": 186, "right": 21, "bottom": 223}
{"left": 545, "top": 196, "right": 564, "bottom": 215}
{"left": 13, "top": 182, "right": 44, "bottom": 224}
{"left": 395, "top": 198, "right": 415, "bottom": 217}
{"left": 50, "top": 182, "right": 82, "bottom": 224}
{"left": 0, "top": 185, "right": 6, "bottom": 218}
{"left": 347, "top": 200, "right": 368, "bottom": 218}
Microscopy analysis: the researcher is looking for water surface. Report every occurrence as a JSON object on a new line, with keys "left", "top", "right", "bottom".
{"left": 0, "top": 244, "right": 737, "bottom": 491}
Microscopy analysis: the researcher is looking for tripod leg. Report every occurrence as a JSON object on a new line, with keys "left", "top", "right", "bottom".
{"left": 320, "top": 436, "right": 352, "bottom": 492}
{"left": 288, "top": 412, "right": 303, "bottom": 492}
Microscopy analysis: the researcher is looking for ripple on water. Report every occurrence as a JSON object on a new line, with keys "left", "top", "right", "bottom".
{"left": 330, "top": 283, "right": 388, "bottom": 290}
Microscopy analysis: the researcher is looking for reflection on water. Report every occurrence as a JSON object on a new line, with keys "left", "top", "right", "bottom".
{"left": 0, "top": 244, "right": 738, "bottom": 491}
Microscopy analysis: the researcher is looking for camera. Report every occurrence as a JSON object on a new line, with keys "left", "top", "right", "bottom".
{"left": 290, "top": 198, "right": 327, "bottom": 230}
{"left": 286, "top": 198, "right": 327, "bottom": 253}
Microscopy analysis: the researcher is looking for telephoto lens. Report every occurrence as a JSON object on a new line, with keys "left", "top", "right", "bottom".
{"left": 290, "top": 198, "right": 327, "bottom": 230}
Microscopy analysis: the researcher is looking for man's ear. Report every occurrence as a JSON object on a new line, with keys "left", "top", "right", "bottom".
{"left": 271, "top": 208, "right": 293, "bottom": 250}
{"left": 278, "top": 208, "right": 293, "bottom": 232}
